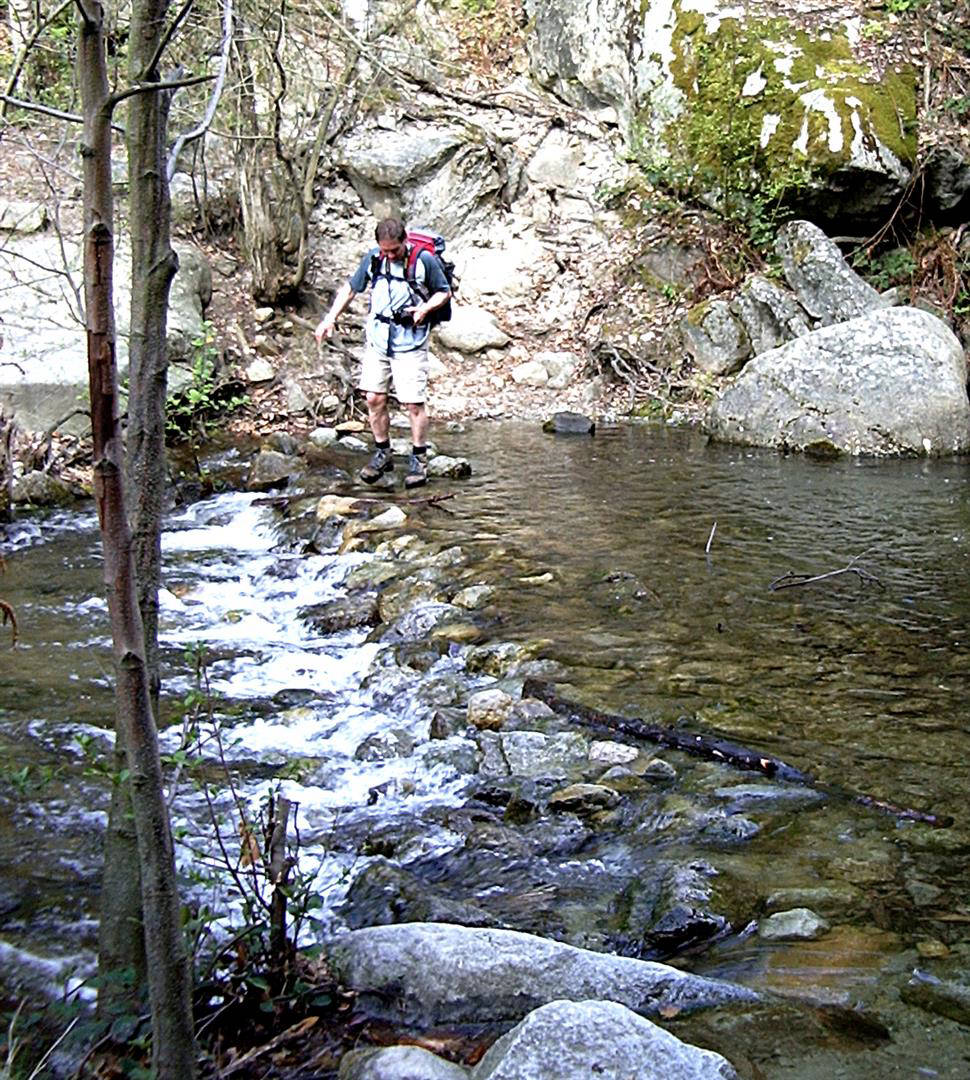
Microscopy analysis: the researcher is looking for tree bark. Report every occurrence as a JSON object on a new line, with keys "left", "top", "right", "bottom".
{"left": 99, "top": 0, "right": 180, "bottom": 1008}
{"left": 232, "top": 7, "right": 303, "bottom": 303}
{"left": 77, "top": 2, "right": 196, "bottom": 1075}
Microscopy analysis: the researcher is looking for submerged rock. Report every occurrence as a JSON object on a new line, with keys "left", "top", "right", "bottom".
{"left": 900, "top": 970, "right": 970, "bottom": 1027}
{"left": 759, "top": 908, "right": 830, "bottom": 941}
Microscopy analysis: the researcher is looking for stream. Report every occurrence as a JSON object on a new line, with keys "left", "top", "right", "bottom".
{"left": 2, "top": 419, "right": 970, "bottom": 1076}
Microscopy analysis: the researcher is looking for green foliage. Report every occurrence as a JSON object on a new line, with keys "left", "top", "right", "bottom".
{"left": 165, "top": 323, "right": 248, "bottom": 445}
{"left": 943, "top": 94, "right": 970, "bottom": 119}
{"left": 851, "top": 247, "right": 917, "bottom": 291}
{"left": 884, "top": 0, "right": 928, "bottom": 12}
{"left": 167, "top": 644, "right": 338, "bottom": 1046}
{"left": 634, "top": 32, "right": 814, "bottom": 250}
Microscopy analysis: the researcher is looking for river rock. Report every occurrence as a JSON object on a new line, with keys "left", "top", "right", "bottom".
{"left": 775, "top": 220, "right": 887, "bottom": 326}
{"left": 316, "top": 494, "right": 364, "bottom": 520}
{"left": 637, "top": 860, "right": 731, "bottom": 957}
{"left": 382, "top": 600, "right": 464, "bottom": 643}
{"left": 471, "top": 998, "right": 739, "bottom": 1080}
{"left": 339, "top": 1045, "right": 466, "bottom": 1080}
{"left": 477, "top": 730, "right": 589, "bottom": 780}
{"left": 343, "top": 506, "right": 408, "bottom": 541}
{"left": 247, "top": 449, "right": 302, "bottom": 490}
{"left": 339, "top": 859, "right": 500, "bottom": 934}
{"left": 541, "top": 410, "right": 595, "bottom": 434}
{"left": 547, "top": 782, "right": 621, "bottom": 814}
{"left": 759, "top": 907, "right": 829, "bottom": 941}
{"left": 900, "top": 970, "right": 970, "bottom": 1027}
{"left": 765, "top": 885, "right": 860, "bottom": 917}
{"left": 589, "top": 740, "right": 640, "bottom": 767}
{"left": 299, "top": 593, "right": 381, "bottom": 633}
{"left": 339, "top": 1044, "right": 469, "bottom": 1080}
{"left": 468, "top": 688, "right": 517, "bottom": 730}
{"left": 326, "top": 922, "right": 761, "bottom": 1026}
{"left": 427, "top": 454, "right": 472, "bottom": 479}
{"left": 11, "top": 470, "right": 78, "bottom": 506}
{"left": 704, "top": 306, "right": 970, "bottom": 456}
{"left": 452, "top": 584, "right": 494, "bottom": 609}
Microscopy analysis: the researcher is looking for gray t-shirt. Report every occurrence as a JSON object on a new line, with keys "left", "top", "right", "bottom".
{"left": 349, "top": 247, "right": 450, "bottom": 355}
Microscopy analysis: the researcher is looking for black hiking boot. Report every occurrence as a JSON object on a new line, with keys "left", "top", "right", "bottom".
{"left": 404, "top": 453, "right": 428, "bottom": 489}
{"left": 360, "top": 446, "right": 394, "bottom": 484}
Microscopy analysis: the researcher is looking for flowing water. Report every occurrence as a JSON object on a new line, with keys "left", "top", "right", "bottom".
{"left": 2, "top": 420, "right": 970, "bottom": 1074}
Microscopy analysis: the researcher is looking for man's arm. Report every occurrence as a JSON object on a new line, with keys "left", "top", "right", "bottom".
{"left": 314, "top": 281, "right": 357, "bottom": 342}
{"left": 409, "top": 251, "right": 451, "bottom": 325}
{"left": 410, "top": 289, "right": 450, "bottom": 325}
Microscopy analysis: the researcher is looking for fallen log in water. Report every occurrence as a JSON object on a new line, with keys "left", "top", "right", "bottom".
{"left": 522, "top": 680, "right": 954, "bottom": 829}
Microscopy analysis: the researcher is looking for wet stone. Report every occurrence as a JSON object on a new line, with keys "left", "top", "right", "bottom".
{"left": 698, "top": 812, "right": 760, "bottom": 846}
{"left": 299, "top": 593, "right": 380, "bottom": 633}
{"left": 355, "top": 728, "right": 417, "bottom": 761}
{"left": 547, "top": 783, "right": 621, "bottom": 814}
{"left": 640, "top": 757, "right": 677, "bottom": 781}
{"left": 765, "top": 885, "right": 861, "bottom": 917}
{"left": 541, "top": 410, "right": 596, "bottom": 434}
{"left": 900, "top": 970, "right": 970, "bottom": 1026}
{"left": 760, "top": 907, "right": 830, "bottom": 941}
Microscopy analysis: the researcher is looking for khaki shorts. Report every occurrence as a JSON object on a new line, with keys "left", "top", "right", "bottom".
{"left": 359, "top": 346, "right": 429, "bottom": 404}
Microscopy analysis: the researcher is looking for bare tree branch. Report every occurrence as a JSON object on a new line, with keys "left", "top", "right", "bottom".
{"left": 1, "top": 0, "right": 75, "bottom": 119}
{"left": 166, "top": 0, "right": 234, "bottom": 180}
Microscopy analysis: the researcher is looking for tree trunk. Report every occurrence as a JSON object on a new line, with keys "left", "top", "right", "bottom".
{"left": 232, "top": 14, "right": 303, "bottom": 304}
{"left": 77, "top": 2, "right": 196, "bottom": 1075}
{"left": 126, "top": 0, "right": 177, "bottom": 710}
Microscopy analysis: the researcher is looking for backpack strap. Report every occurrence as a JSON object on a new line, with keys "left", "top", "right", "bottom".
{"left": 405, "top": 248, "right": 431, "bottom": 301}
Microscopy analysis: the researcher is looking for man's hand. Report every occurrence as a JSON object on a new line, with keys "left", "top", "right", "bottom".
{"left": 314, "top": 316, "right": 336, "bottom": 343}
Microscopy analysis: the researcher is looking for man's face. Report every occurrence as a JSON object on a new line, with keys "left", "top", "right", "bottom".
{"left": 379, "top": 239, "right": 407, "bottom": 262}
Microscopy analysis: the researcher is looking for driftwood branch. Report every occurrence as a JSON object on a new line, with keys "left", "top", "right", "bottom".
{"left": 769, "top": 551, "right": 884, "bottom": 592}
{"left": 523, "top": 680, "right": 953, "bottom": 828}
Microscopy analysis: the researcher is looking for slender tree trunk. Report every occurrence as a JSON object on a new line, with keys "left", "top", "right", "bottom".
{"left": 99, "top": 0, "right": 181, "bottom": 1016}
{"left": 126, "top": 0, "right": 177, "bottom": 708}
{"left": 233, "top": 14, "right": 299, "bottom": 303}
{"left": 77, "top": 3, "right": 196, "bottom": 1075}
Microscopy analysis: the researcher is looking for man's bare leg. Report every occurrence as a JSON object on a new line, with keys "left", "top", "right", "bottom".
{"left": 406, "top": 402, "right": 429, "bottom": 448}
{"left": 366, "top": 391, "right": 390, "bottom": 442}
{"left": 359, "top": 391, "right": 394, "bottom": 483}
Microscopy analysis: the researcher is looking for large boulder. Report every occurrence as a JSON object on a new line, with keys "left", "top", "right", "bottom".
{"left": 0, "top": 231, "right": 211, "bottom": 434}
{"left": 525, "top": 0, "right": 917, "bottom": 226}
{"left": 704, "top": 306, "right": 970, "bottom": 456}
{"left": 326, "top": 922, "right": 760, "bottom": 1027}
{"left": 471, "top": 999, "right": 739, "bottom": 1080}
{"left": 775, "top": 220, "right": 887, "bottom": 326}
{"left": 336, "top": 126, "right": 517, "bottom": 237}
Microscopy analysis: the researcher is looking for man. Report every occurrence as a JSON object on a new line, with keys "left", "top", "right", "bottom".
{"left": 315, "top": 218, "right": 451, "bottom": 488}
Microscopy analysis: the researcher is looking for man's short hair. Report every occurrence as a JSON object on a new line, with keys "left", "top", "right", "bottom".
{"left": 375, "top": 218, "right": 407, "bottom": 243}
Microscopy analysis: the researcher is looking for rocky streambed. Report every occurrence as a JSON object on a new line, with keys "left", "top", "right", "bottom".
{"left": 6, "top": 419, "right": 970, "bottom": 1077}
{"left": 203, "top": 421, "right": 970, "bottom": 1078}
